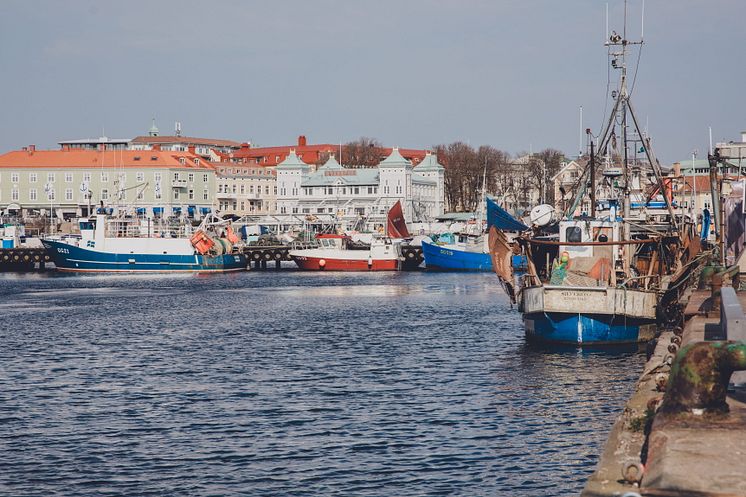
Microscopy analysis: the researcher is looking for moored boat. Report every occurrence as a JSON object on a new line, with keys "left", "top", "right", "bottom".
{"left": 289, "top": 233, "right": 402, "bottom": 271}
{"left": 43, "top": 214, "right": 246, "bottom": 273}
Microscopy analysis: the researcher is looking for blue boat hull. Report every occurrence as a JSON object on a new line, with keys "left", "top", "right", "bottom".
{"left": 421, "top": 241, "right": 492, "bottom": 272}
{"left": 523, "top": 312, "right": 653, "bottom": 345}
{"left": 43, "top": 240, "right": 247, "bottom": 273}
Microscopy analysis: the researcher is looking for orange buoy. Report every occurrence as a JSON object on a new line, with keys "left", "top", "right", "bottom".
{"left": 319, "top": 259, "right": 326, "bottom": 269}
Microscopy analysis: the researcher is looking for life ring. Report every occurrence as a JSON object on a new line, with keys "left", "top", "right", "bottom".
{"left": 319, "top": 259, "right": 326, "bottom": 269}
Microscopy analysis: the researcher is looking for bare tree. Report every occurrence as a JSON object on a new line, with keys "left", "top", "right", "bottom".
{"left": 341, "top": 137, "right": 386, "bottom": 168}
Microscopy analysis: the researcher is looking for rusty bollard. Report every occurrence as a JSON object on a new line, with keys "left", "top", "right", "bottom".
{"left": 659, "top": 341, "right": 746, "bottom": 415}
{"left": 709, "top": 273, "right": 723, "bottom": 317}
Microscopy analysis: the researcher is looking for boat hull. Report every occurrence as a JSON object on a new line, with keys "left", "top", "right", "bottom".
{"left": 43, "top": 239, "right": 247, "bottom": 273}
{"left": 291, "top": 254, "right": 399, "bottom": 271}
{"left": 520, "top": 285, "right": 657, "bottom": 344}
{"left": 523, "top": 312, "right": 655, "bottom": 345}
{"left": 421, "top": 240, "right": 492, "bottom": 272}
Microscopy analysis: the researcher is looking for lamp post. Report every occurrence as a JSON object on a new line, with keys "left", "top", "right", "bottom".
{"left": 44, "top": 182, "right": 53, "bottom": 234}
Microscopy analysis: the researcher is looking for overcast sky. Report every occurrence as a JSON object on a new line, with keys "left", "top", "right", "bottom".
{"left": 0, "top": 0, "right": 743, "bottom": 163}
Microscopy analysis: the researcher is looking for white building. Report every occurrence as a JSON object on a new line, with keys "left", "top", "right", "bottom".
{"left": 276, "top": 148, "right": 444, "bottom": 230}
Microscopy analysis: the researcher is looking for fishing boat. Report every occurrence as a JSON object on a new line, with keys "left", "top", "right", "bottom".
{"left": 289, "top": 200, "right": 409, "bottom": 271}
{"left": 422, "top": 198, "right": 528, "bottom": 271}
{"left": 488, "top": 17, "right": 701, "bottom": 345}
{"left": 43, "top": 213, "right": 247, "bottom": 273}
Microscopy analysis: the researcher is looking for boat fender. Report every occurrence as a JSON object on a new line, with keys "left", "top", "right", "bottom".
{"left": 406, "top": 251, "right": 415, "bottom": 259}
{"left": 263, "top": 251, "right": 272, "bottom": 261}
{"left": 367, "top": 257, "right": 373, "bottom": 268}
{"left": 252, "top": 252, "right": 261, "bottom": 261}
{"left": 274, "top": 252, "right": 283, "bottom": 261}
{"left": 319, "top": 259, "right": 326, "bottom": 269}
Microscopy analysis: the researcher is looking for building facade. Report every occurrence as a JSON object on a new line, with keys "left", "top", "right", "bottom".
{"left": 0, "top": 147, "right": 216, "bottom": 219}
{"left": 213, "top": 162, "right": 277, "bottom": 216}
{"left": 276, "top": 148, "right": 444, "bottom": 230}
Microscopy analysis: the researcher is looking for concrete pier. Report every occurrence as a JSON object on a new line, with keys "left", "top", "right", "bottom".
{"left": 582, "top": 287, "right": 746, "bottom": 497}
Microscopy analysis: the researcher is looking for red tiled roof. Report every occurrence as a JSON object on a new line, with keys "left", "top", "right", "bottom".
{"left": 131, "top": 135, "right": 242, "bottom": 148}
{"left": 229, "top": 143, "right": 428, "bottom": 166}
{"left": 676, "top": 176, "right": 714, "bottom": 194}
{"left": 0, "top": 149, "right": 213, "bottom": 170}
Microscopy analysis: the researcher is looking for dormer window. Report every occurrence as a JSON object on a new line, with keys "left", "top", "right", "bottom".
{"left": 134, "top": 156, "right": 141, "bottom": 161}
{"left": 151, "top": 156, "right": 158, "bottom": 161}
{"left": 179, "top": 157, "right": 186, "bottom": 164}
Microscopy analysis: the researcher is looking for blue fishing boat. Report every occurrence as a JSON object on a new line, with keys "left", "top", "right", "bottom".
{"left": 43, "top": 214, "right": 246, "bottom": 273}
{"left": 421, "top": 235, "right": 492, "bottom": 271}
{"left": 422, "top": 198, "right": 527, "bottom": 271}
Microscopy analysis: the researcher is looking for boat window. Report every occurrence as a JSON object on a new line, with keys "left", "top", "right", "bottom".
{"left": 565, "top": 226, "right": 582, "bottom": 243}
{"left": 79, "top": 221, "right": 95, "bottom": 230}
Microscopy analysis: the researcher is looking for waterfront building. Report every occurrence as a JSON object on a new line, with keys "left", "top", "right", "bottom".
{"left": 552, "top": 158, "right": 589, "bottom": 214}
{"left": 213, "top": 162, "right": 277, "bottom": 215}
{"left": 58, "top": 136, "right": 131, "bottom": 151}
{"left": 275, "top": 148, "right": 444, "bottom": 230}
{"left": 493, "top": 154, "right": 545, "bottom": 216}
{"left": 0, "top": 146, "right": 216, "bottom": 219}
{"left": 130, "top": 120, "right": 242, "bottom": 160}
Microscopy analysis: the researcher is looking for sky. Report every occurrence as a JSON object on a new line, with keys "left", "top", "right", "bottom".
{"left": 0, "top": 0, "right": 743, "bottom": 164}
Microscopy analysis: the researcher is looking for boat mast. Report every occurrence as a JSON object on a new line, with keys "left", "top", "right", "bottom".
{"left": 602, "top": 1, "right": 678, "bottom": 233}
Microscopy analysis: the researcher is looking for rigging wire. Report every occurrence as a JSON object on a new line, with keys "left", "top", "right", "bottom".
{"left": 628, "top": 43, "right": 644, "bottom": 97}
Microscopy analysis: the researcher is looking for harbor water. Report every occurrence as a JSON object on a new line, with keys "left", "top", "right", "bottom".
{"left": 0, "top": 271, "right": 644, "bottom": 496}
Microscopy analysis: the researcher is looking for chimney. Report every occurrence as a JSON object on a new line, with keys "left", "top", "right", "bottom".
{"left": 741, "top": 131, "right": 746, "bottom": 143}
{"left": 188, "top": 145, "right": 196, "bottom": 155}
{"left": 152, "top": 143, "right": 161, "bottom": 151}
{"left": 28, "top": 145, "right": 35, "bottom": 155}
{"left": 240, "top": 142, "right": 250, "bottom": 150}
{"left": 298, "top": 135, "right": 307, "bottom": 147}
{"left": 673, "top": 162, "right": 681, "bottom": 177}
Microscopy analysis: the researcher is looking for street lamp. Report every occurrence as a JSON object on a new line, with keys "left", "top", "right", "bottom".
{"left": 44, "top": 182, "right": 53, "bottom": 234}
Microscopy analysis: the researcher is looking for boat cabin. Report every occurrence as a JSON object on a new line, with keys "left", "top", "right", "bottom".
{"left": 559, "top": 219, "right": 619, "bottom": 264}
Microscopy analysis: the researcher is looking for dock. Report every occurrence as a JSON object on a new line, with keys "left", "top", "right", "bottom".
{"left": 582, "top": 284, "right": 746, "bottom": 497}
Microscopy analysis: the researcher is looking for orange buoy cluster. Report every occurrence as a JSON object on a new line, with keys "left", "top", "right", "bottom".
{"left": 190, "top": 230, "right": 215, "bottom": 255}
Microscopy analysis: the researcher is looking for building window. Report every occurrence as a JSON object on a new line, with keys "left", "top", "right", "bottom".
{"left": 292, "top": 207, "right": 298, "bottom": 214}
{"left": 101, "top": 171, "right": 109, "bottom": 182}
{"left": 249, "top": 185, "right": 254, "bottom": 193}
{"left": 29, "top": 173, "right": 37, "bottom": 183}
{"left": 102, "top": 189, "right": 109, "bottom": 200}
{"left": 203, "top": 189, "right": 209, "bottom": 200}
{"left": 188, "top": 173, "right": 194, "bottom": 182}
{"left": 354, "top": 187, "right": 359, "bottom": 194}
{"left": 154, "top": 172, "right": 162, "bottom": 182}
{"left": 83, "top": 172, "right": 91, "bottom": 182}
{"left": 11, "top": 173, "right": 19, "bottom": 183}
{"left": 47, "top": 189, "right": 55, "bottom": 200}
{"left": 29, "top": 189, "right": 37, "bottom": 201}
{"left": 174, "top": 190, "right": 180, "bottom": 200}
{"left": 65, "top": 173, "right": 73, "bottom": 183}
{"left": 203, "top": 174, "right": 208, "bottom": 182}
{"left": 65, "top": 188, "right": 73, "bottom": 201}
{"left": 12, "top": 189, "right": 19, "bottom": 201}
{"left": 188, "top": 189, "right": 194, "bottom": 200}
{"left": 367, "top": 186, "right": 373, "bottom": 194}
{"left": 136, "top": 172, "right": 145, "bottom": 182}
{"left": 155, "top": 185, "right": 162, "bottom": 200}
{"left": 47, "top": 172, "right": 55, "bottom": 183}
{"left": 240, "top": 185, "right": 245, "bottom": 194}
{"left": 137, "top": 190, "right": 144, "bottom": 200}
{"left": 280, "top": 206, "right": 286, "bottom": 214}
{"left": 240, "top": 201, "right": 245, "bottom": 211}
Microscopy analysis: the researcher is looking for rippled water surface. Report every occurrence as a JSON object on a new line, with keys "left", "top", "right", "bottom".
{"left": 0, "top": 271, "right": 644, "bottom": 496}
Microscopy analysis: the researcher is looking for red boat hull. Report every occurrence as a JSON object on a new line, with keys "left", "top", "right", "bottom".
{"left": 291, "top": 255, "right": 400, "bottom": 271}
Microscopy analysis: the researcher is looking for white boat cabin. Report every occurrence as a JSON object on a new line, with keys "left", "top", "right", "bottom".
{"left": 559, "top": 219, "right": 620, "bottom": 264}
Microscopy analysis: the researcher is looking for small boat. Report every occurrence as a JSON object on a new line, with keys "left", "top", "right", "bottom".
{"left": 289, "top": 233, "right": 402, "bottom": 271}
{"left": 43, "top": 214, "right": 247, "bottom": 273}
{"left": 422, "top": 197, "right": 527, "bottom": 272}
{"left": 421, "top": 233, "right": 492, "bottom": 271}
